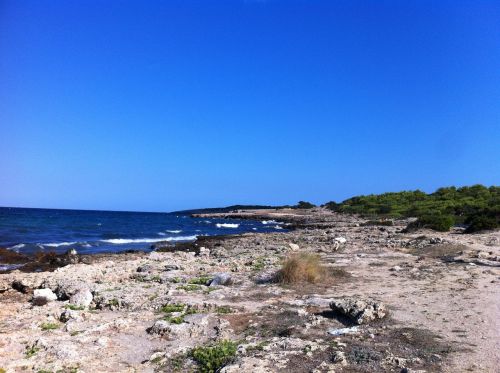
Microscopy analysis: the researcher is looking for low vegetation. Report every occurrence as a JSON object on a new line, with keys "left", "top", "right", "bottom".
{"left": 276, "top": 253, "right": 327, "bottom": 284}
{"left": 324, "top": 184, "right": 499, "bottom": 233}
{"left": 190, "top": 340, "right": 237, "bottom": 373}
{"left": 40, "top": 322, "right": 59, "bottom": 331}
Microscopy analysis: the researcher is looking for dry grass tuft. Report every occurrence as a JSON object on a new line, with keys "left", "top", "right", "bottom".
{"left": 276, "top": 253, "right": 327, "bottom": 284}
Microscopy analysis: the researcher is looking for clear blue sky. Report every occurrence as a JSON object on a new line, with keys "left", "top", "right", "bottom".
{"left": 1, "top": 1, "right": 499, "bottom": 212}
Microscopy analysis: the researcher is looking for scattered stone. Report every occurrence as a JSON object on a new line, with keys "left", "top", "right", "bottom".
{"left": 32, "top": 288, "right": 57, "bottom": 306}
{"left": 327, "top": 326, "right": 360, "bottom": 336}
{"left": 331, "top": 350, "right": 347, "bottom": 365}
{"left": 60, "top": 309, "right": 83, "bottom": 323}
{"left": 330, "top": 297, "right": 386, "bottom": 324}
{"left": 136, "top": 264, "right": 153, "bottom": 273}
{"left": 199, "top": 247, "right": 210, "bottom": 257}
{"left": 288, "top": 243, "right": 300, "bottom": 251}
{"left": 147, "top": 320, "right": 171, "bottom": 336}
{"left": 164, "top": 264, "right": 181, "bottom": 271}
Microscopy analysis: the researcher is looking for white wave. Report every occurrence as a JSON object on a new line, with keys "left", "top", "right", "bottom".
{"left": 216, "top": 223, "right": 239, "bottom": 228}
{"left": 262, "top": 220, "right": 277, "bottom": 225}
{"left": 101, "top": 235, "right": 197, "bottom": 245}
{"left": 252, "top": 227, "right": 257, "bottom": 230}
{"left": 44, "top": 242, "right": 77, "bottom": 247}
{"left": 273, "top": 225, "right": 284, "bottom": 230}
{"left": 9, "top": 243, "right": 25, "bottom": 252}
{"left": 158, "top": 232, "right": 167, "bottom": 236}
{"left": 204, "top": 220, "right": 211, "bottom": 224}
{"left": 166, "top": 230, "right": 182, "bottom": 233}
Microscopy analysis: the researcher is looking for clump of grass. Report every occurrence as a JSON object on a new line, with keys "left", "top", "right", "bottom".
{"left": 215, "top": 305, "right": 233, "bottom": 314}
{"left": 65, "top": 304, "right": 85, "bottom": 311}
{"left": 108, "top": 298, "right": 120, "bottom": 307}
{"left": 251, "top": 257, "right": 265, "bottom": 271}
{"left": 164, "top": 315, "right": 185, "bottom": 324}
{"left": 40, "top": 322, "right": 59, "bottom": 331}
{"left": 160, "top": 303, "right": 186, "bottom": 313}
{"left": 178, "top": 284, "right": 202, "bottom": 292}
{"left": 188, "top": 276, "right": 212, "bottom": 285}
{"left": 190, "top": 340, "right": 237, "bottom": 373}
{"left": 276, "top": 253, "right": 327, "bottom": 284}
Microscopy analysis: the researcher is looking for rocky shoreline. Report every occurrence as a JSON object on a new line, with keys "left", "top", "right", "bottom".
{"left": 0, "top": 208, "right": 499, "bottom": 372}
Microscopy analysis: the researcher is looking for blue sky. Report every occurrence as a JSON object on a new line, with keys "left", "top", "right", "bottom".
{"left": 1, "top": 1, "right": 499, "bottom": 212}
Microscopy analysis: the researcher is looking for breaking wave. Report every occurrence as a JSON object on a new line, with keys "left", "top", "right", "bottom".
{"left": 216, "top": 223, "right": 239, "bottom": 228}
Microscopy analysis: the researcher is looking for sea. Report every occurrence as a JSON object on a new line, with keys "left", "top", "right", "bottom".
{"left": 0, "top": 207, "right": 287, "bottom": 255}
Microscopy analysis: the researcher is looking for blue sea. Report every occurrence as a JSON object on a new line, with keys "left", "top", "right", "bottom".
{"left": 0, "top": 207, "right": 286, "bottom": 255}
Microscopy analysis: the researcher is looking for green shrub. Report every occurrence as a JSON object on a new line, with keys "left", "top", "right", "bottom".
{"left": 405, "top": 214, "right": 455, "bottom": 232}
{"left": 191, "top": 340, "right": 237, "bottom": 373}
{"left": 465, "top": 216, "right": 499, "bottom": 233}
{"left": 294, "top": 201, "right": 316, "bottom": 209}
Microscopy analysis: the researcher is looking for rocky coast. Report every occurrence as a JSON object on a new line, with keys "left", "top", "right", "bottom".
{"left": 0, "top": 208, "right": 499, "bottom": 372}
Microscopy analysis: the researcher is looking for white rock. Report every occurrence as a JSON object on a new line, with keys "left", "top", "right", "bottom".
{"left": 288, "top": 243, "right": 300, "bottom": 251}
{"left": 69, "top": 289, "right": 93, "bottom": 307}
{"left": 33, "top": 288, "right": 57, "bottom": 305}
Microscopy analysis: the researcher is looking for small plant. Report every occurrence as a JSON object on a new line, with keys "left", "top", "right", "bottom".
{"left": 40, "top": 322, "right": 59, "bottom": 331}
{"left": 70, "top": 330, "right": 83, "bottom": 336}
{"left": 65, "top": 304, "right": 85, "bottom": 311}
{"left": 108, "top": 298, "right": 120, "bottom": 307}
{"left": 165, "top": 315, "right": 185, "bottom": 324}
{"left": 160, "top": 303, "right": 186, "bottom": 314}
{"left": 25, "top": 345, "right": 40, "bottom": 358}
{"left": 251, "top": 257, "right": 265, "bottom": 271}
{"left": 171, "top": 277, "right": 182, "bottom": 283}
{"left": 215, "top": 305, "right": 232, "bottom": 314}
{"left": 276, "top": 253, "right": 327, "bottom": 284}
{"left": 188, "top": 276, "right": 212, "bottom": 285}
{"left": 190, "top": 340, "right": 237, "bottom": 373}
{"left": 177, "top": 284, "right": 202, "bottom": 292}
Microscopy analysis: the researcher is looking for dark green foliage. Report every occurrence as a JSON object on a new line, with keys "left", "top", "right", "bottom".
{"left": 190, "top": 340, "right": 237, "bottom": 373}
{"left": 405, "top": 214, "right": 455, "bottom": 232}
{"left": 294, "top": 201, "right": 316, "bottom": 209}
{"left": 324, "top": 185, "right": 499, "bottom": 233}
{"left": 464, "top": 206, "right": 500, "bottom": 233}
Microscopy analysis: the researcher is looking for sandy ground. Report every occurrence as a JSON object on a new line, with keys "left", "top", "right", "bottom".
{"left": 0, "top": 209, "right": 498, "bottom": 372}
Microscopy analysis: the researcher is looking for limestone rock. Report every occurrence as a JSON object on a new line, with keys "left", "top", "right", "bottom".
{"left": 147, "top": 320, "right": 171, "bottom": 336}
{"left": 32, "top": 288, "right": 57, "bottom": 306}
{"left": 210, "top": 273, "right": 232, "bottom": 286}
{"left": 69, "top": 288, "right": 93, "bottom": 307}
{"left": 330, "top": 297, "right": 386, "bottom": 325}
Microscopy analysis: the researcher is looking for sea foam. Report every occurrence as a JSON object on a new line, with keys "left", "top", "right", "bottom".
{"left": 216, "top": 223, "right": 239, "bottom": 228}
{"left": 101, "top": 235, "right": 197, "bottom": 244}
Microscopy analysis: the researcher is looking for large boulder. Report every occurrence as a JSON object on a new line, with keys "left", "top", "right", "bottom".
{"left": 32, "top": 288, "right": 57, "bottom": 306}
{"left": 69, "top": 288, "right": 93, "bottom": 307}
{"left": 209, "top": 273, "right": 232, "bottom": 286}
{"left": 330, "top": 297, "right": 386, "bottom": 325}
